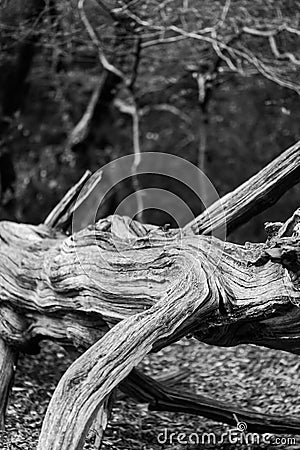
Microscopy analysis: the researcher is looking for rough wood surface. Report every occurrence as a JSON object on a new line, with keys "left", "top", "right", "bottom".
{"left": 89, "top": 391, "right": 115, "bottom": 450}
{"left": 0, "top": 214, "right": 300, "bottom": 448}
{"left": 185, "top": 140, "right": 300, "bottom": 235}
{"left": 1, "top": 217, "right": 299, "bottom": 352}
{"left": 1, "top": 140, "right": 300, "bottom": 448}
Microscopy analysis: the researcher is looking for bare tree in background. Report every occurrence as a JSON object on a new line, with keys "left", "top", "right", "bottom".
{"left": 66, "top": 0, "right": 300, "bottom": 207}
{"left": 0, "top": 0, "right": 299, "bottom": 221}
{"left": 0, "top": 0, "right": 52, "bottom": 218}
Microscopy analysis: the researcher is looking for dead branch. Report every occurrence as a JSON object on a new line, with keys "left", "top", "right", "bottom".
{"left": 2, "top": 142, "right": 300, "bottom": 448}
{"left": 268, "top": 35, "right": 300, "bottom": 65}
{"left": 78, "top": 0, "right": 145, "bottom": 221}
{"left": 184, "top": 140, "right": 300, "bottom": 235}
{"left": 78, "top": 0, "right": 125, "bottom": 79}
{"left": 66, "top": 74, "right": 107, "bottom": 151}
{"left": 44, "top": 170, "right": 103, "bottom": 231}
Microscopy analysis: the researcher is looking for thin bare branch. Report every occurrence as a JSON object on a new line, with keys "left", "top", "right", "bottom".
{"left": 78, "top": 0, "right": 125, "bottom": 80}
{"left": 268, "top": 35, "right": 300, "bottom": 65}
{"left": 141, "top": 34, "right": 187, "bottom": 48}
{"left": 219, "top": 0, "right": 231, "bottom": 26}
{"left": 234, "top": 44, "right": 300, "bottom": 93}
{"left": 113, "top": 0, "right": 142, "bottom": 14}
{"left": 284, "top": 25, "right": 300, "bottom": 36}
{"left": 113, "top": 9, "right": 300, "bottom": 93}
{"left": 140, "top": 103, "right": 190, "bottom": 123}
{"left": 211, "top": 32, "right": 239, "bottom": 72}
{"left": 67, "top": 73, "right": 107, "bottom": 150}
{"left": 129, "top": 37, "right": 142, "bottom": 90}
{"left": 242, "top": 26, "right": 279, "bottom": 37}
{"left": 114, "top": 99, "right": 144, "bottom": 220}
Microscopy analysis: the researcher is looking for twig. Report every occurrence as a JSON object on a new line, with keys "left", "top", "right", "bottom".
{"left": 268, "top": 35, "right": 300, "bottom": 65}
{"left": 211, "top": 32, "right": 239, "bottom": 72}
{"left": 114, "top": 99, "right": 144, "bottom": 221}
{"left": 234, "top": 43, "right": 300, "bottom": 93}
{"left": 219, "top": 0, "right": 231, "bottom": 26}
{"left": 115, "top": 8, "right": 300, "bottom": 93}
{"left": 78, "top": 0, "right": 124, "bottom": 80}
{"left": 284, "top": 24, "right": 300, "bottom": 36}
{"left": 66, "top": 73, "right": 107, "bottom": 150}
{"left": 140, "top": 103, "right": 189, "bottom": 123}
{"left": 112, "top": 0, "right": 142, "bottom": 14}
{"left": 78, "top": 0, "right": 145, "bottom": 222}
{"left": 242, "top": 26, "right": 279, "bottom": 37}
{"left": 141, "top": 34, "right": 187, "bottom": 48}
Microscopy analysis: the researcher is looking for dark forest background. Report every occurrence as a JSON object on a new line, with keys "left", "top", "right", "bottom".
{"left": 0, "top": 0, "right": 299, "bottom": 243}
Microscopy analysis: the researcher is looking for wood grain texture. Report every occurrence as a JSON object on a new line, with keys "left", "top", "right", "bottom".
{"left": 0, "top": 214, "right": 300, "bottom": 448}
{"left": 184, "top": 140, "right": 300, "bottom": 236}
{"left": 2, "top": 140, "right": 300, "bottom": 448}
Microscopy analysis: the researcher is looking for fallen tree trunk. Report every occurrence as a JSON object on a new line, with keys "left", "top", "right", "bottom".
{"left": 1, "top": 141, "right": 300, "bottom": 449}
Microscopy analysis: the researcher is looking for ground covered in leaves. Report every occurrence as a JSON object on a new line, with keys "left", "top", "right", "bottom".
{"left": 1, "top": 338, "right": 300, "bottom": 449}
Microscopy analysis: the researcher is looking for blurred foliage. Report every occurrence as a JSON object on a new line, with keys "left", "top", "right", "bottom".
{"left": 0, "top": 0, "right": 299, "bottom": 242}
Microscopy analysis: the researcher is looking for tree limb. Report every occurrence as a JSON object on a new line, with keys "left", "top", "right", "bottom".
{"left": 66, "top": 74, "right": 107, "bottom": 151}
{"left": 184, "top": 140, "right": 300, "bottom": 236}
{"left": 122, "top": 368, "right": 300, "bottom": 434}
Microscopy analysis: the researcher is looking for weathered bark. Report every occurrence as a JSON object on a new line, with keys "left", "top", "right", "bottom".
{"left": 1, "top": 140, "right": 300, "bottom": 448}
{"left": 89, "top": 390, "right": 115, "bottom": 450}
{"left": 0, "top": 209, "right": 299, "bottom": 448}
{"left": 0, "top": 339, "right": 17, "bottom": 430}
{"left": 185, "top": 140, "right": 300, "bottom": 235}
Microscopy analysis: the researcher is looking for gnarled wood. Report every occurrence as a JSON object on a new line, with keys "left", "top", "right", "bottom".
{"left": 0, "top": 216, "right": 299, "bottom": 448}
{"left": 1, "top": 140, "right": 300, "bottom": 448}
{"left": 32, "top": 219, "right": 300, "bottom": 449}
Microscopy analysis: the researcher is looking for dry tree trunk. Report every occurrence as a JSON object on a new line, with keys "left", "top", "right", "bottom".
{"left": 0, "top": 141, "right": 300, "bottom": 449}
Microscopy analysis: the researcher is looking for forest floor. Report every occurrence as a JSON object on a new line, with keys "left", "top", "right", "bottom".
{"left": 1, "top": 338, "right": 300, "bottom": 450}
